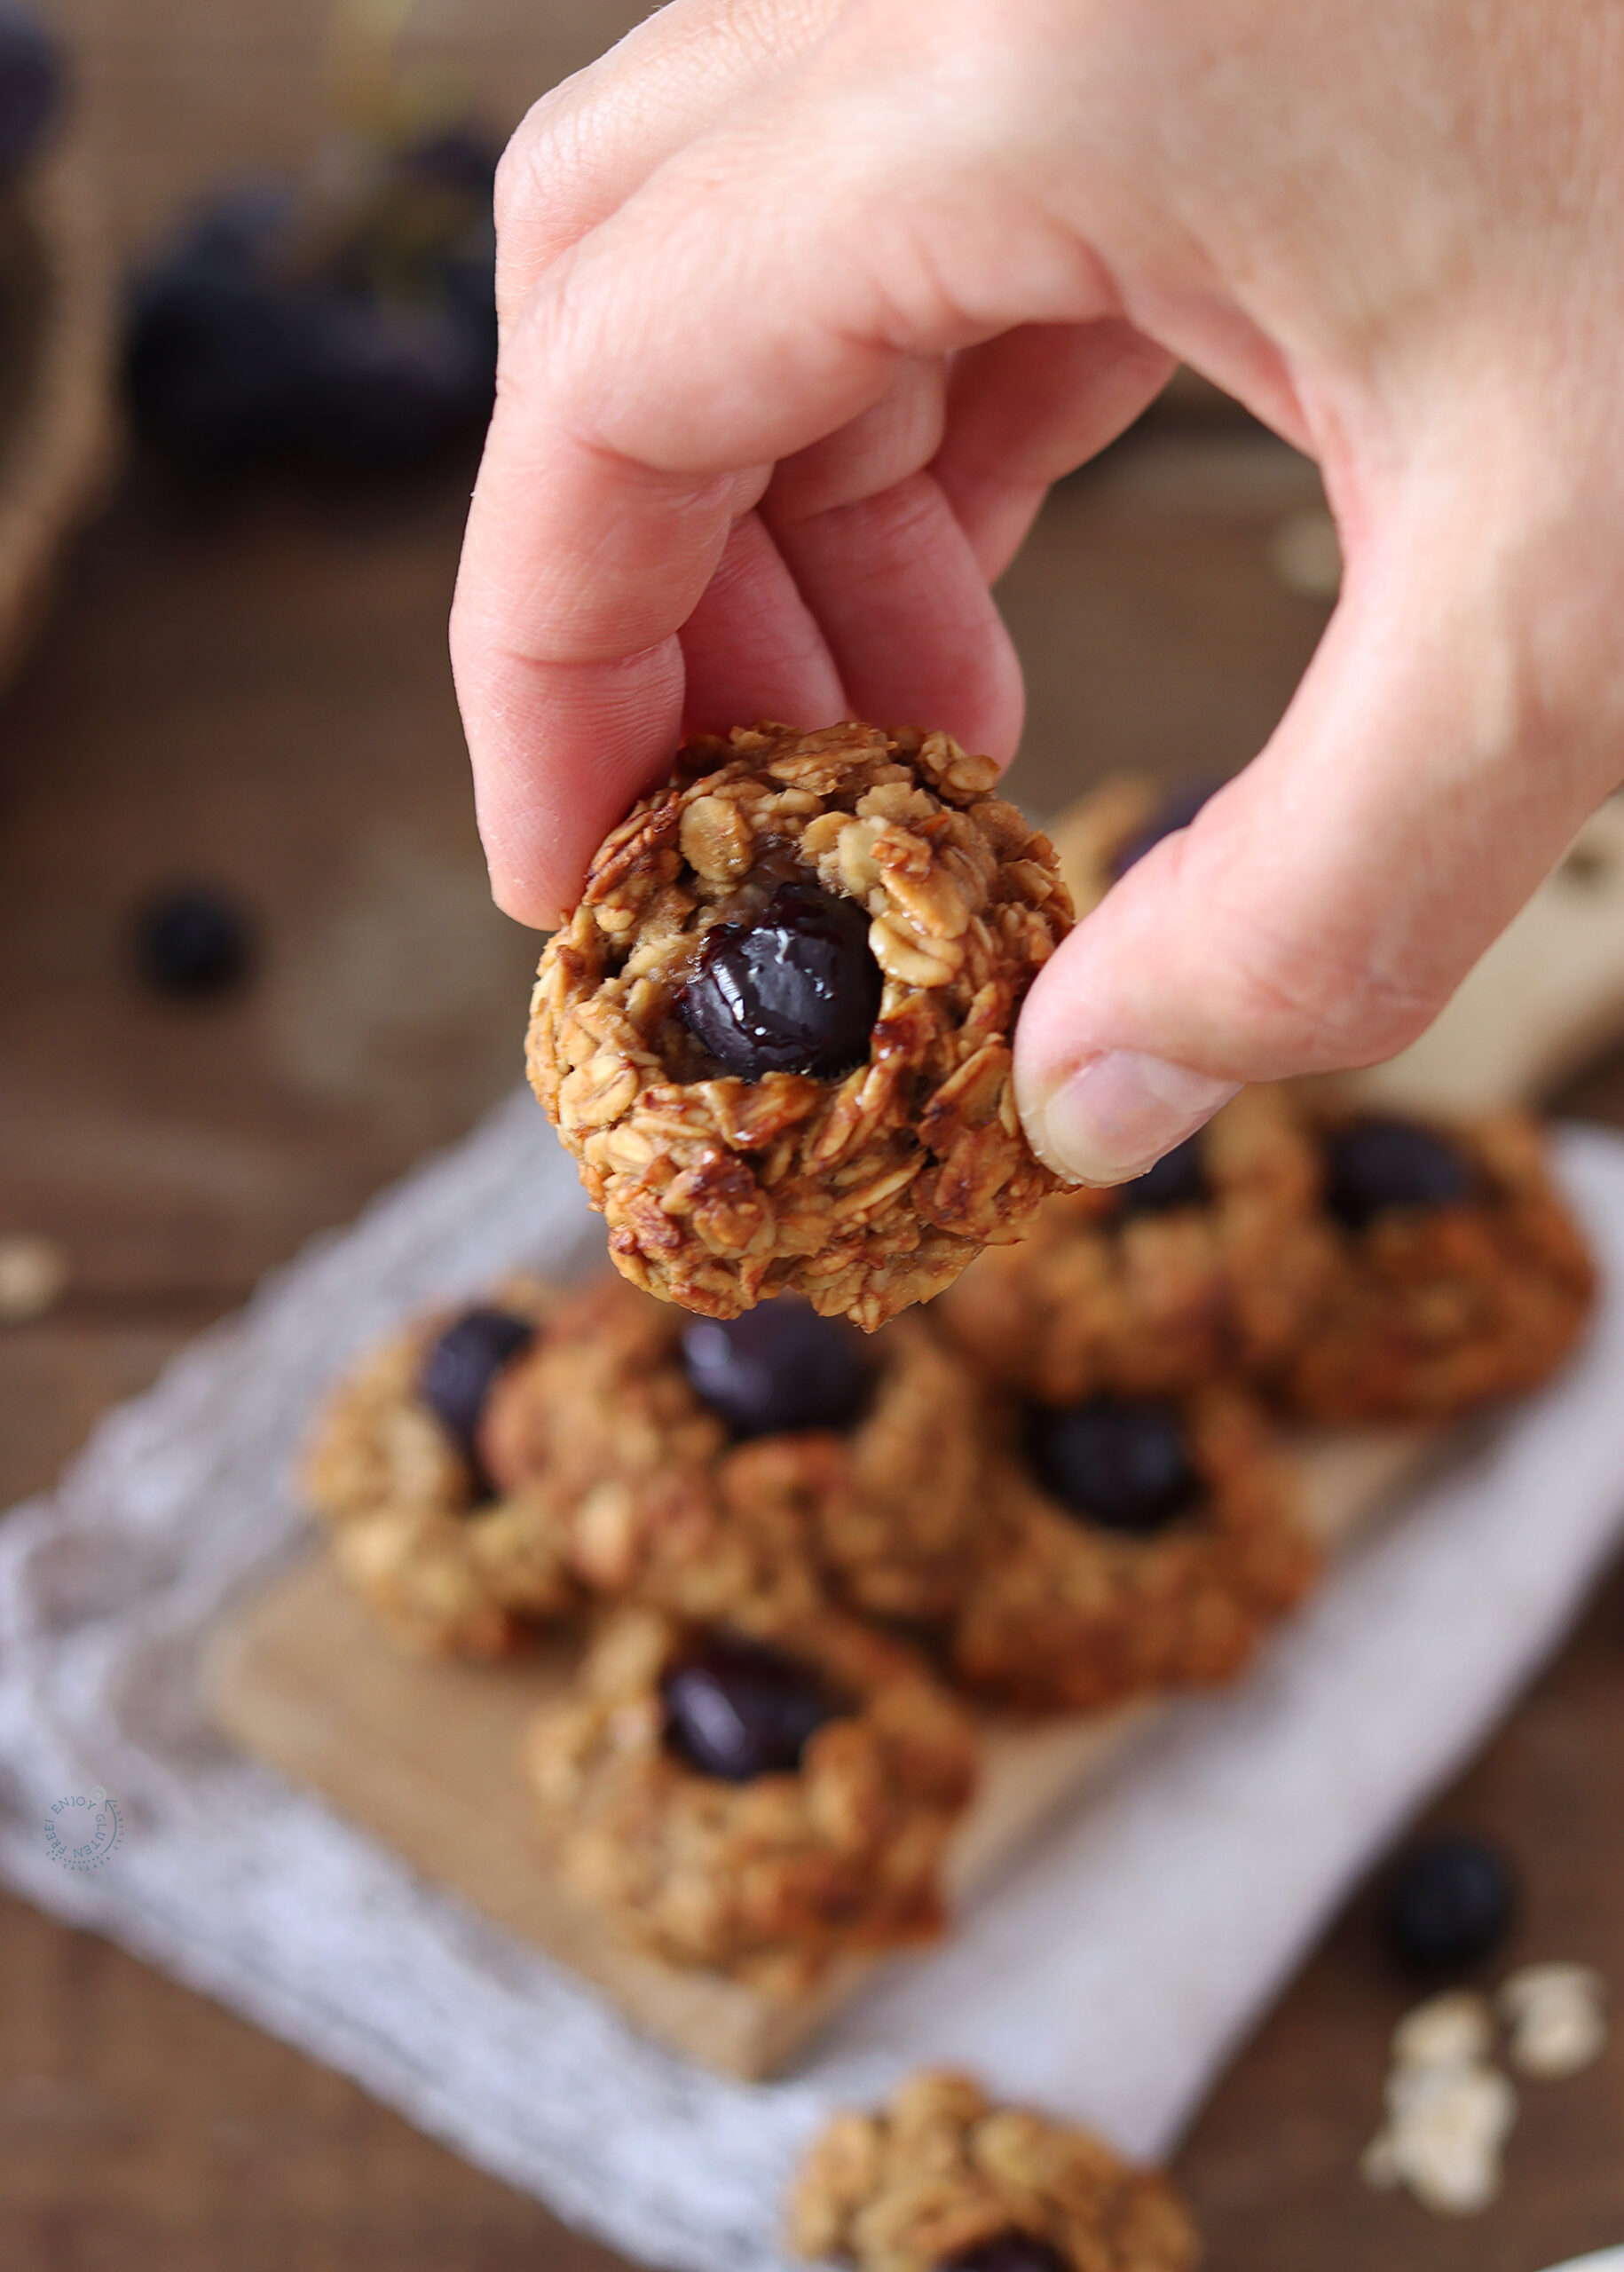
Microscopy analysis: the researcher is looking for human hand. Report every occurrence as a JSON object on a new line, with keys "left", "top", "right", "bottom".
{"left": 451, "top": 0, "right": 1624, "bottom": 1183}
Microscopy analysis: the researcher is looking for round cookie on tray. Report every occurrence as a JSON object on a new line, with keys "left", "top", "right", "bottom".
{"left": 1279, "top": 1105, "right": 1596, "bottom": 1423}
{"left": 937, "top": 1083, "right": 1335, "bottom": 1402}
{"left": 526, "top": 720, "right": 1075, "bottom": 1329}
{"left": 1042, "top": 771, "right": 1596, "bottom": 1424}
{"left": 482, "top": 1273, "right": 991, "bottom": 1627}
{"left": 949, "top": 1383, "right": 1317, "bottom": 1714}
{"left": 524, "top": 1605, "right": 977, "bottom": 1996}
{"left": 302, "top": 1267, "right": 992, "bottom": 1655}
{"left": 789, "top": 2069, "right": 1197, "bottom": 2272}
{"left": 300, "top": 1274, "right": 579, "bottom": 1657}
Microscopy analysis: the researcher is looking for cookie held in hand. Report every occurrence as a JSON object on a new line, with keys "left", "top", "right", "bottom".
{"left": 527, "top": 722, "right": 1074, "bottom": 1329}
{"left": 789, "top": 2070, "right": 1197, "bottom": 2272}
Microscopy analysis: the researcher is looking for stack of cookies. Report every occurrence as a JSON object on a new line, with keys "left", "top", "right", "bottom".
{"left": 300, "top": 730, "right": 1595, "bottom": 2039}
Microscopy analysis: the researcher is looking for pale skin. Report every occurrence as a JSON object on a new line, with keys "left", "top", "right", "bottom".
{"left": 450, "top": 0, "right": 1624, "bottom": 1185}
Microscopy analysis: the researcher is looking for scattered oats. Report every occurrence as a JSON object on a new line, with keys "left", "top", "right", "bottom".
{"left": 1501, "top": 1964, "right": 1607, "bottom": 2080}
{"left": 0, "top": 1234, "right": 69, "bottom": 1324}
{"left": 1367, "top": 1990, "right": 1514, "bottom": 2216}
{"left": 1375, "top": 2061, "right": 1518, "bottom": 2217}
{"left": 1269, "top": 507, "right": 1342, "bottom": 600}
{"left": 1366, "top": 1967, "right": 1610, "bottom": 2214}
{"left": 1392, "top": 1990, "right": 1496, "bottom": 2073}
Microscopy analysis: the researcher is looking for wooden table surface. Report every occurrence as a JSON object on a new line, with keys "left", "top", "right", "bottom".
{"left": 2, "top": 4, "right": 1622, "bottom": 2265}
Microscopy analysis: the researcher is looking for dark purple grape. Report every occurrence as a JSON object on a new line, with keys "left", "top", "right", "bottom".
{"left": 1028, "top": 1398, "right": 1199, "bottom": 1535}
{"left": 291, "top": 287, "right": 496, "bottom": 472}
{"left": 681, "top": 1298, "right": 871, "bottom": 1438}
{"left": 680, "top": 880, "right": 882, "bottom": 1081}
{"left": 1324, "top": 1117, "right": 1476, "bottom": 1232}
{"left": 123, "top": 191, "right": 311, "bottom": 475}
{"left": 418, "top": 1308, "right": 536, "bottom": 1469}
{"left": 940, "top": 2235, "right": 1070, "bottom": 2272}
{"left": 660, "top": 1634, "right": 845, "bottom": 1781}
{"left": 124, "top": 159, "right": 498, "bottom": 481}
{"left": 133, "top": 887, "right": 255, "bottom": 996}
{"left": 1385, "top": 1835, "right": 1517, "bottom": 1976}
{"left": 1115, "top": 1133, "right": 1209, "bottom": 1217}
{"left": 399, "top": 125, "right": 501, "bottom": 199}
{"left": 0, "top": 4, "right": 63, "bottom": 184}
{"left": 1111, "top": 778, "right": 1222, "bottom": 879}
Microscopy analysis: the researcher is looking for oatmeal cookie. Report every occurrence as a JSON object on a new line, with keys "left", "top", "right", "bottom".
{"left": 789, "top": 2070, "right": 1198, "bottom": 2272}
{"left": 1280, "top": 1108, "right": 1595, "bottom": 1423}
{"left": 527, "top": 721, "right": 1074, "bottom": 1329}
{"left": 950, "top": 1385, "right": 1315, "bottom": 1713}
{"left": 300, "top": 1276, "right": 578, "bottom": 1657}
{"left": 938, "top": 1085, "right": 1334, "bottom": 1401}
{"left": 524, "top": 1605, "right": 978, "bottom": 1994}
{"left": 477, "top": 1272, "right": 823, "bottom": 1629}
{"left": 484, "top": 1273, "right": 988, "bottom": 1624}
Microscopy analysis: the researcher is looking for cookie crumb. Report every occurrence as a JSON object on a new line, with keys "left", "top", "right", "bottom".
{"left": 1392, "top": 1989, "right": 1496, "bottom": 2072}
{"left": 1366, "top": 1967, "right": 1609, "bottom": 2214}
{"left": 1366, "top": 1990, "right": 1514, "bottom": 2217}
{"left": 1501, "top": 1964, "right": 1607, "bottom": 2080}
{"left": 0, "top": 1234, "right": 69, "bottom": 1324}
{"left": 1376, "top": 2061, "right": 1518, "bottom": 2217}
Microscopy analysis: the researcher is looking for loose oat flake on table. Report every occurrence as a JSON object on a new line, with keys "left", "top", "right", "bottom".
{"left": 1363, "top": 1966, "right": 1610, "bottom": 2216}
{"left": 527, "top": 722, "right": 1075, "bottom": 1329}
{"left": 1362, "top": 1989, "right": 1517, "bottom": 2217}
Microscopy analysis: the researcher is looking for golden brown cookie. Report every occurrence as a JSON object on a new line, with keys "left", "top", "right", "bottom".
{"left": 789, "top": 2070, "right": 1198, "bottom": 2272}
{"left": 524, "top": 1607, "right": 978, "bottom": 1994}
{"left": 950, "top": 1385, "right": 1315, "bottom": 1714}
{"left": 527, "top": 721, "right": 1074, "bottom": 1329}
{"left": 482, "top": 1274, "right": 989, "bottom": 1626}
{"left": 1279, "top": 1108, "right": 1595, "bottom": 1423}
{"left": 937, "top": 1085, "right": 1334, "bottom": 1402}
{"left": 299, "top": 1276, "right": 578, "bottom": 1657}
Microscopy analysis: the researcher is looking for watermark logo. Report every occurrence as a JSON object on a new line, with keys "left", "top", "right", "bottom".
{"left": 43, "top": 1787, "right": 122, "bottom": 1872}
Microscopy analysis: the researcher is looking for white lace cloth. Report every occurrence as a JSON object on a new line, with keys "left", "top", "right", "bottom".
{"left": 2, "top": 1095, "right": 1622, "bottom": 2272}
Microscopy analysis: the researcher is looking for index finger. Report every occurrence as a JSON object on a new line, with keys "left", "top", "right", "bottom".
{"left": 451, "top": 59, "right": 1112, "bottom": 924}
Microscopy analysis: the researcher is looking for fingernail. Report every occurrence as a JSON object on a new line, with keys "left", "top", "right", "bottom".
{"left": 1020, "top": 1050, "right": 1239, "bottom": 1186}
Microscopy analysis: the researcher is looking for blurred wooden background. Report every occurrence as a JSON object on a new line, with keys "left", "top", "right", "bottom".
{"left": 0, "top": 2, "right": 1620, "bottom": 2268}
{"left": 51, "top": 0, "right": 648, "bottom": 256}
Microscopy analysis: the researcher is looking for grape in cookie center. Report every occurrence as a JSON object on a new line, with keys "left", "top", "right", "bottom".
{"left": 681, "top": 1298, "right": 872, "bottom": 1438}
{"left": 1114, "top": 1131, "right": 1210, "bottom": 1215}
{"left": 660, "top": 1634, "right": 846, "bottom": 1781}
{"left": 1027, "top": 1397, "right": 1201, "bottom": 1535}
{"left": 1324, "top": 1117, "right": 1477, "bottom": 1231}
{"left": 417, "top": 1307, "right": 537, "bottom": 1477}
{"left": 940, "top": 2235, "right": 1071, "bottom": 2272}
{"left": 679, "top": 878, "right": 883, "bottom": 1082}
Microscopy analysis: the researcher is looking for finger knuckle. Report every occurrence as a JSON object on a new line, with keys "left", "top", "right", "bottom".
{"left": 1215, "top": 918, "right": 1443, "bottom": 1072}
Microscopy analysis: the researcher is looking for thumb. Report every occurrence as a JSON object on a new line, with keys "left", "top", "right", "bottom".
{"left": 1013, "top": 463, "right": 1624, "bottom": 1183}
